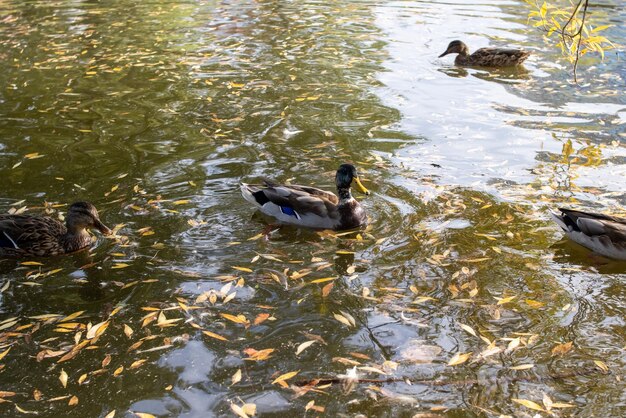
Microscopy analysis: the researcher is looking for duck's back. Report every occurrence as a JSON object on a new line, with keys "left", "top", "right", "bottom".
{"left": 0, "top": 214, "right": 67, "bottom": 257}
{"left": 465, "top": 47, "right": 530, "bottom": 67}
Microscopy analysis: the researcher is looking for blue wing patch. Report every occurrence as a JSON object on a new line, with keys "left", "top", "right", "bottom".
{"left": 280, "top": 206, "right": 300, "bottom": 219}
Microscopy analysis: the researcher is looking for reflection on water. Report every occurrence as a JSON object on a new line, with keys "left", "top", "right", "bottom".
{"left": 0, "top": 0, "right": 625, "bottom": 417}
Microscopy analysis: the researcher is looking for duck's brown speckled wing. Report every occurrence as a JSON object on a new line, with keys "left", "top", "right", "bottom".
{"left": 470, "top": 47, "right": 531, "bottom": 67}
{"left": 260, "top": 185, "right": 340, "bottom": 219}
{"left": 0, "top": 215, "right": 66, "bottom": 257}
{"left": 262, "top": 180, "right": 339, "bottom": 205}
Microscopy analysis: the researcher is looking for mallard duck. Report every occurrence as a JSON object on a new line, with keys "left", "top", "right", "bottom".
{"left": 0, "top": 201, "right": 111, "bottom": 257}
{"left": 550, "top": 208, "right": 626, "bottom": 260}
{"left": 241, "top": 164, "right": 370, "bottom": 230}
{"left": 439, "top": 40, "right": 530, "bottom": 67}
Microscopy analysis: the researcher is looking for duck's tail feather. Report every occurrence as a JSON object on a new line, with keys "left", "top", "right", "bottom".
{"left": 549, "top": 209, "right": 568, "bottom": 232}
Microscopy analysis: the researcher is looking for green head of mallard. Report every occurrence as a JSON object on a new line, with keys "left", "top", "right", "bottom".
{"left": 439, "top": 40, "right": 470, "bottom": 57}
{"left": 336, "top": 164, "right": 370, "bottom": 196}
{"left": 66, "top": 201, "right": 112, "bottom": 235}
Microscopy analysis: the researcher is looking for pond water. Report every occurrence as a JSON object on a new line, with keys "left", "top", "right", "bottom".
{"left": 0, "top": 0, "right": 624, "bottom": 417}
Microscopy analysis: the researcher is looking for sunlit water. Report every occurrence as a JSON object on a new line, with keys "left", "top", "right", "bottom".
{"left": 0, "top": 0, "right": 624, "bottom": 417}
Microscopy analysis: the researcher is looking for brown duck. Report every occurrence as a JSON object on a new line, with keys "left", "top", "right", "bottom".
{"left": 241, "top": 164, "right": 370, "bottom": 230}
{"left": 551, "top": 208, "right": 626, "bottom": 260}
{"left": 0, "top": 201, "right": 111, "bottom": 257}
{"left": 439, "top": 40, "right": 530, "bottom": 67}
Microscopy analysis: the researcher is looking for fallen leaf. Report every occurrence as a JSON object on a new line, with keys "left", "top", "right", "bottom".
{"left": 509, "top": 364, "right": 534, "bottom": 370}
{"left": 59, "top": 369, "right": 68, "bottom": 388}
{"left": 86, "top": 321, "right": 109, "bottom": 339}
{"left": 448, "top": 352, "right": 472, "bottom": 366}
{"left": 253, "top": 313, "right": 270, "bottom": 325}
{"left": 459, "top": 323, "right": 477, "bottom": 337}
{"left": 202, "top": 330, "right": 228, "bottom": 341}
{"left": 512, "top": 398, "right": 545, "bottom": 411}
{"left": 231, "top": 369, "right": 242, "bottom": 385}
{"left": 296, "top": 340, "right": 316, "bottom": 356}
{"left": 272, "top": 370, "right": 299, "bottom": 385}
{"left": 551, "top": 341, "right": 573, "bottom": 357}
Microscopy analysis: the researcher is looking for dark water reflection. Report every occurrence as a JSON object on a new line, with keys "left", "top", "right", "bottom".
{"left": 1, "top": 0, "right": 625, "bottom": 417}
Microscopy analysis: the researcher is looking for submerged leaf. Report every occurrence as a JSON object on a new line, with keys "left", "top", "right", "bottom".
{"left": 551, "top": 341, "right": 573, "bottom": 357}
{"left": 448, "top": 352, "right": 472, "bottom": 366}
{"left": 512, "top": 398, "right": 545, "bottom": 411}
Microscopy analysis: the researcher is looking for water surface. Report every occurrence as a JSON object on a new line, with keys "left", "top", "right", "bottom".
{"left": 0, "top": 0, "right": 624, "bottom": 417}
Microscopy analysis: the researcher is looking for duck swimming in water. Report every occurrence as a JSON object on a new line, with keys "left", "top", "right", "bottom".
{"left": 439, "top": 40, "right": 531, "bottom": 67}
{"left": 550, "top": 208, "right": 626, "bottom": 260}
{"left": 0, "top": 201, "right": 111, "bottom": 257}
{"left": 241, "top": 164, "right": 370, "bottom": 230}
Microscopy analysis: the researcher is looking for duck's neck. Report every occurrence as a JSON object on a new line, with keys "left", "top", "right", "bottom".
{"left": 337, "top": 187, "right": 353, "bottom": 203}
{"left": 455, "top": 53, "right": 471, "bottom": 65}
{"left": 62, "top": 225, "right": 91, "bottom": 252}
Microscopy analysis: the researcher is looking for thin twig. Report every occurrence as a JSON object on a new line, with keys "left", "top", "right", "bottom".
{"left": 572, "top": 0, "right": 590, "bottom": 83}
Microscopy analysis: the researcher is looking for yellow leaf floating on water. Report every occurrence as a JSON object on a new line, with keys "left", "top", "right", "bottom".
{"left": 506, "top": 337, "right": 521, "bottom": 352}
{"left": 220, "top": 313, "right": 250, "bottom": 327}
{"left": 202, "top": 330, "right": 228, "bottom": 341}
{"left": 124, "top": 324, "right": 134, "bottom": 338}
{"left": 253, "top": 313, "right": 270, "bottom": 325}
{"left": 24, "top": 152, "right": 44, "bottom": 159}
{"left": 133, "top": 413, "right": 156, "bottom": 418}
{"left": 448, "top": 352, "right": 472, "bottom": 366}
{"left": 173, "top": 199, "right": 191, "bottom": 205}
{"left": 296, "top": 340, "right": 316, "bottom": 356}
{"left": 102, "top": 354, "right": 112, "bottom": 368}
{"left": 113, "top": 366, "right": 124, "bottom": 377}
{"left": 130, "top": 359, "right": 146, "bottom": 369}
{"left": 551, "top": 341, "right": 573, "bottom": 357}
{"left": 86, "top": 321, "right": 109, "bottom": 340}
{"left": 231, "top": 369, "right": 242, "bottom": 385}
{"left": 68, "top": 395, "right": 79, "bottom": 406}
{"left": 550, "top": 402, "right": 576, "bottom": 409}
{"left": 512, "top": 398, "right": 545, "bottom": 411}
{"left": 594, "top": 360, "right": 609, "bottom": 373}
{"left": 321, "top": 282, "right": 333, "bottom": 298}
{"left": 358, "top": 366, "right": 387, "bottom": 375}
{"left": 459, "top": 323, "right": 477, "bottom": 337}
{"left": 104, "top": 411, "right": 116, "bottom": 418}
{"left": 15, "top": 405, "right": 38, "bottom": 414}
{"left": 243, "top": 348, "right": 274, "bottom": 361}
{"left": 112, "top": 263, "right": 130, "bottom": 269}
{"left": 59, "top": 369, "right": 68, "bottom": 388}
{"left": 496, "top": 295, "right": 516, "bottom": 305}
{"left": 333, "top": 313, "right": 353, "bottom": 327}
{"left": 20, "top": 261, "right": 43, "bottom": 266}
{"left": 525, "top": 299, "right": 545, "bottom": 308}
{"left": 509, "top": 364, "right": 534, "bottom": 370}
{"left": 230, "top": 403, "right": 253, "bottom": 418}
{"left": 272, "top": 370, "right": 299, "bottom": 385}
{"left": 232, "top": 266, "right": 252, "bottom": 273}
{"left": 0, "top": 347, "right": 11, "bottom": 361}
{"left": 310, "top": 277, "right": 336, "bottom": 284}
{"left": 241, "top": 403, "right": 256, "bottom": 416}
{"left": 60, "top": 311, "right": 85, "bottom": 322}
{"left": 78, "top": 374, "right": 88, "bottom": 385}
